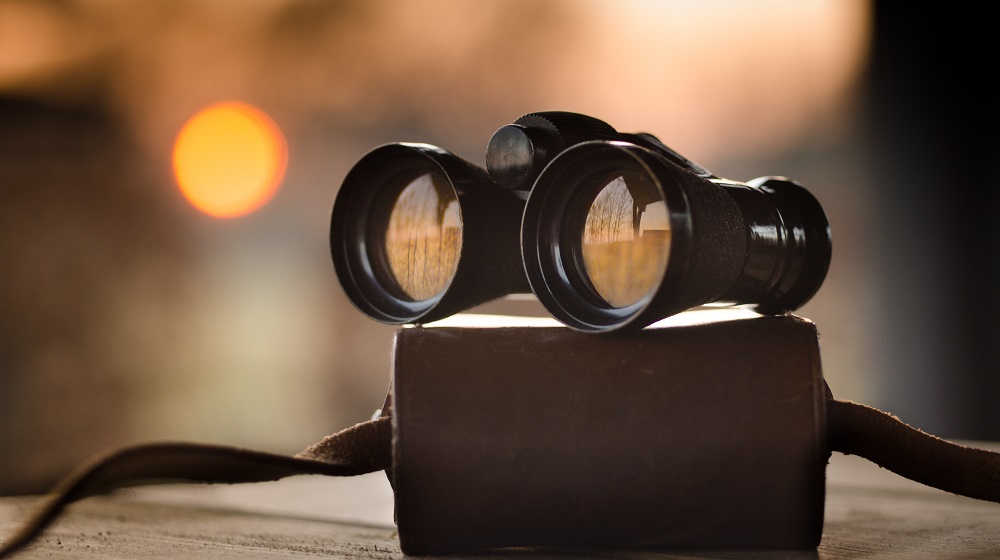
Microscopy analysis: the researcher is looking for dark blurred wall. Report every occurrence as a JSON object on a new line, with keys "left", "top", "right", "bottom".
{"left": 0, "top": 98, "right": 191, "bottom": 494}
{"left": 862, "top": 3, "right": 1000, "bottom": 439}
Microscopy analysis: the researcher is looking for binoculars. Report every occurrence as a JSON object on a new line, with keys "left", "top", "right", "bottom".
{"left": 330, "top": 111, "right": 831, "bottom": 332}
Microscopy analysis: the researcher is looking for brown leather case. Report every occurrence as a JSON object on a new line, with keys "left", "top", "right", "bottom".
{"left": 390, "top": 314, "right": 828, "bottom": 554}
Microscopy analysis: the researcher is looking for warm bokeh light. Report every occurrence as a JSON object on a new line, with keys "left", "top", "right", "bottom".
{"left": 172, "top": 101, "right": 287, "bottom": 218}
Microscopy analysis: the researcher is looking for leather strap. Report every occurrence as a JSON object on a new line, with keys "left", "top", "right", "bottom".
{"left": 827, "top": 399, "right": 1000, "bottom": 502}
{"left": 0, "top": 417, "right": 391, "bottom": 558}
{"left": 4, "top": 400, "right": 1000, "bottom": 557}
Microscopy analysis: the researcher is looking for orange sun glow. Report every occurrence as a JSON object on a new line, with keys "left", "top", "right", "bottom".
{"left": 172, "top": 101, "right": 287, "bottom": 218}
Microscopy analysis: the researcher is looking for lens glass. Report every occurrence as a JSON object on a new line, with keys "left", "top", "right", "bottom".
{"left": 580, "top": 172, "right": 670, "bottom": 307}
{"left": 383, "top": 173, "right": 462, "bottom": 301}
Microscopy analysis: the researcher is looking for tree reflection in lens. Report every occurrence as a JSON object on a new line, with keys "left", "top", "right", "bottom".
{"left": 580, "top": 173, "right": 670, "bottom": 307}
{"left": 384, "top": 173, "right": 462, "bottom": 301}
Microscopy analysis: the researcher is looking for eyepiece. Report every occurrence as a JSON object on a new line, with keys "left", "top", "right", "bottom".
{"left": 728, "top": 176, "right": 832, "bottom": 314}
{"left": 331, "top": 143, "right": 529, "bottom": 324}
{"left": 522, "top": 141, "right": 831, "bottom": 332}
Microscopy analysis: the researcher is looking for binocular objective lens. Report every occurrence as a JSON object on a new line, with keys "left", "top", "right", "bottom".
{"left": 579, "top": 171, "right": 671, "bottom": 308}
{"left": 381, "top": 173, "right": 462, "bottom": 301}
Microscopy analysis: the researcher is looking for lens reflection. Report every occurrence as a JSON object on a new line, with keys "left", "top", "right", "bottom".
{"left": 384, "top": 173, "right": 462, "bottom": 301}
{"left": 580, "top": 172, "right": 670, "bottom": 307}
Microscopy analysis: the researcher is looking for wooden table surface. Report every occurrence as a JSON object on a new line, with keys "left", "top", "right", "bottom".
{"left": 2, "top": 450, "right": 999, "bottom": 559}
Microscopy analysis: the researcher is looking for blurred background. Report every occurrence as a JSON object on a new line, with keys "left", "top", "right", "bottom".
{"left": 1, "top": 0, "right": 997, "bottom": 495}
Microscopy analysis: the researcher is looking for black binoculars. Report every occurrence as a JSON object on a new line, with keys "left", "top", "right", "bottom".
{"left": 330, "top": 111, "right": 831, "bottom": 332}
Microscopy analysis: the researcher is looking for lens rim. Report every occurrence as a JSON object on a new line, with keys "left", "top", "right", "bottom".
{"left": 522, "top": 141, "right": 694, "bottom": 331}
{"left": 331, "top": 143, "right": 476, "bottom": 324}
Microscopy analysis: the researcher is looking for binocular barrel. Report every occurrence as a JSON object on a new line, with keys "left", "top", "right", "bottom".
{"left": 329, "top": 113, "right": 832, "bottom": 331}
{"left": 330, "top": 143, "right": 529, "bottom": 325}
{"left": 521, "top": 141, "right": 831, "bottom": 331}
